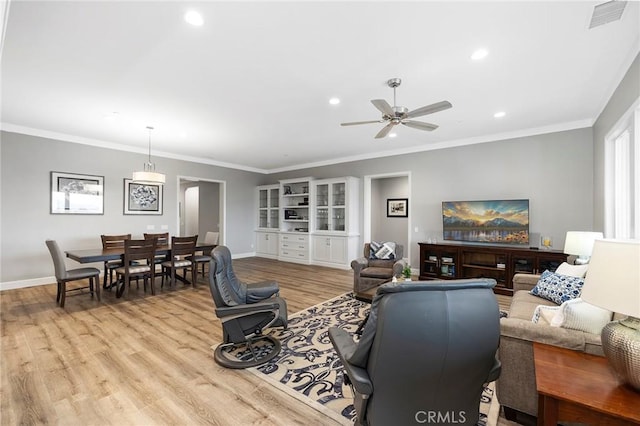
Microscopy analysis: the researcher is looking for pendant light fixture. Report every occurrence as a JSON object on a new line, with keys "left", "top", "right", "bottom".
{"left": 132, "top": 126, "right": 165, "bottom": 185}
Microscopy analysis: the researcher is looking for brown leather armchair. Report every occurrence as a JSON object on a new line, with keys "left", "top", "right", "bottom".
{"left": 352, "top": 243, "right": 406, "bottom": 301}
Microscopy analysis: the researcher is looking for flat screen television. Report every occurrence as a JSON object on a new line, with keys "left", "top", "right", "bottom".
{"left": 442, "top": 199, "right": 529, "bottom": 245}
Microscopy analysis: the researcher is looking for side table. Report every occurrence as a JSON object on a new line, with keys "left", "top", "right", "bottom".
{"left": 533, "top": 342, "right": 640, "bottom": 425}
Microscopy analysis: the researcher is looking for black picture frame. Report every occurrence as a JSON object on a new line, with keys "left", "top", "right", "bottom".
{"left": 50, "top": 171, "right": 104, "bottom": 214}
{"left": 387, "top": 198, "right": 408, "bottom": 217}
{"left": 123, "top": 178, "right": 163, "bottom": 215}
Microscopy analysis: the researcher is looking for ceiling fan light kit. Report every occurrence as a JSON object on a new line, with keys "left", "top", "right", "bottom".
{"left": 341, "top": 78, "right": 452, "bottom": 139}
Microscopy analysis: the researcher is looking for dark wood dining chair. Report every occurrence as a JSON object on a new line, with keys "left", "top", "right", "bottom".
{"left": 188, "top": 231, "right": 219, "bottom": 278}
{"left": 46, "top": 240, "right": 101, "bottom": 308}
{"left": 162, "top": 235, "right": 198, "bottom": 289}
{"left": 114, "top": 238, "right": 157, "bottom": 298}
{"left": 100, "top": 234, "right": 131, "bottom": 290}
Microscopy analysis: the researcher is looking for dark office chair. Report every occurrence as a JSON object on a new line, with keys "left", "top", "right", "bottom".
{"left": 208, "top": 245, "right": 288, "bottom": 368}
{"left": 46, "top": 240, "right": 101, "bottom": 308}
{"left": 329, "top": 279, "right": 501, "bottom": 426}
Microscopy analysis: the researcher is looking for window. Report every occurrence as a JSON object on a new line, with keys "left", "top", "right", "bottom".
{"left": 605, "top": 101, "right": 639, "bottom": 239}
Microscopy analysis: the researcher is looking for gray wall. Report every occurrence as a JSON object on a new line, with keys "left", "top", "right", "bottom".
{"left": 593, "top": 53, "right": 640, "bottom": 232}
{"left": 0, "top": 131, "right": 263, "bottom": 284}
{"left": 267, "top": 127, "right": 595, "bottom": 269}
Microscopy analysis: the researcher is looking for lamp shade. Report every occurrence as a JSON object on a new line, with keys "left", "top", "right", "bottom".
{"left": 132, "top": 170, "right": 166, "bottom": 185}
{"left": 581, "top": 239, "right": 640, "bottom": 318}
{"left": 563, "top": 231, "right": 604, "bottom": 256}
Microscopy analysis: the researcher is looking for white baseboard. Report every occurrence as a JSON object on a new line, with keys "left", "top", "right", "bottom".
{"left": 1, "top": 276, "right": 57, "bottom": 291}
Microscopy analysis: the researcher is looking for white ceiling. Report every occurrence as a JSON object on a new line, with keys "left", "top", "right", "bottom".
{"left": 1, "top": 1, "right": 639, "bottom": 173}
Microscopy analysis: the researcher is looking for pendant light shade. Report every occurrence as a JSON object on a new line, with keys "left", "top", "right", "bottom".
{"left": 133, "top": 126, "right": 165, "bottom": 185}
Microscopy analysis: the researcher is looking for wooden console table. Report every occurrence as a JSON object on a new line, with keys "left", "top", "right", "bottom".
{"left": 418, "top": 242, "right": 567, "bottom": 295}
{"left": 533, "top": 342, "right": 640, "bottom": 425}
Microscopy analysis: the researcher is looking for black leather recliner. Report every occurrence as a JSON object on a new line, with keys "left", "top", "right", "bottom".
{"left": 209, "top": 245, "right": 288, "bottom": 368}
{"left": 329, "top": 279, "right": 501, "bottom": 426}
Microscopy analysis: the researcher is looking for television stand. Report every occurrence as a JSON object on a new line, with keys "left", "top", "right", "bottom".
{"left": 418, "top": 242, "right": 567, "bottom": 295}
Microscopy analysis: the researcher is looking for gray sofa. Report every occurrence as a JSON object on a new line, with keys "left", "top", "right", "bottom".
{"left": 496, "top": 273, "right": 614, "bottom": 420}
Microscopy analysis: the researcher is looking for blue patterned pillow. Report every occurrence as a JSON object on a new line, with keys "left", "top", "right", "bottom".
{"left": 369, "top": 241, "right": 396, "bottom": 260}
{"left": 530, "top": 270, "right": 584, "bottom": 305}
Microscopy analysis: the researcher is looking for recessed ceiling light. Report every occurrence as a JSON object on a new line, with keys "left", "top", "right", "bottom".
{"left": 389, "top": 133, "right": 397, "bottom": 138}
{"left": 494, "top": 111, "right": 506, "bottom": 118}
{"left": 471, "top": 49, "right": 489, "bottom": 60}
{"left": 184, "top": 10, "right": 204, "bottom": 26}
{"left": 329, "top": 97, "right": 340, "bottom": 105}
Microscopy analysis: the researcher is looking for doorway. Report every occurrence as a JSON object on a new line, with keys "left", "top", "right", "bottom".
{"left": 363, "top": 172, "right": 411, "bottom": 262}
{"left": 177, "top": 176, "right": 226, "bottom": 244}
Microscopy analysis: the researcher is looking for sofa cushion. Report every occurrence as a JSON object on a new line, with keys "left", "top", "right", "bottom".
{"left": 360, "top": 266, "right": 394, "bottom": 279}
{"left": 369, "top": 241, "right": 396, "bottom": 260}
{"left": 551, "top": 298, "right": 612, "bottom": 335}
{"left": 555, "top": 262, "right": 588, "bottom": 278}
{"left": 510, "top": 290, "right": 557, "bottom": 320}
{"left": 530, "top": 270, "right": 584, "bottom": 304}
{"left": 532, "top": 304, "right": 561, "bottom": 325}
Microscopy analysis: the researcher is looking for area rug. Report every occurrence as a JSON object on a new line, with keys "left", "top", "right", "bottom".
{"left": 222, "top": 292, "right": 500, "bottom": 425}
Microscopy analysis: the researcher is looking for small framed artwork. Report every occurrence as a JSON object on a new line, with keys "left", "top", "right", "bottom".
{"left": 123, "top": 179, "right": 163, "bottom": 215}
{"left": 387, "top": 198, "right": 408, "bottom": 218}
{"left": 51, "top": 171, "right": 104, "bottom": 214}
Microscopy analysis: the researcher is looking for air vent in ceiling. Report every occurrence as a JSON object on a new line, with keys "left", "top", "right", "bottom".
{"left": 589, "top": 0, "right": 627, "bottom": 29}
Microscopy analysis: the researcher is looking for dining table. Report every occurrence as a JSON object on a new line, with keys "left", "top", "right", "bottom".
{"left": 66, "top": 242, "right": 217, "bottom": 298}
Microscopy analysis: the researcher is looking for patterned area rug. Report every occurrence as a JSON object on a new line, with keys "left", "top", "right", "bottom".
{"left": 237, "top": 293, "right": 499, "bottom": 425}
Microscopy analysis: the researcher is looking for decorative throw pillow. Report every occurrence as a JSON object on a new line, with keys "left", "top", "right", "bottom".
{"left": 555, "top": 262, "right": 588, "bottom": 278}
{"left": 551, "top": 298, "right": 613, "bottom": 335}
{"left": 532, "top": 304, "right": 561, "bottom": 325}
{"left": 530, "top": 270, "right": 584, "bottom": 305}
{"left": 369, "top": 241, "right": 396, "bottom": 260}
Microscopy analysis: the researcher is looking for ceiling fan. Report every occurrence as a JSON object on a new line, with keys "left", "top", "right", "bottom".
{"left": 341, "top": 78, "right": 452, "bottom": 139}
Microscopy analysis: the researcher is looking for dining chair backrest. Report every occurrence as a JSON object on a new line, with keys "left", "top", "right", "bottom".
{"left": 123, "top": 238, "right": 157, "bottom": 266}
{"left": 46, "top": 239, "right": 69, "bottom": 280}
{"left": 101, "top": 234, "right": 131, "bottom": 250}
{"left": 144, "top": 232, "right": 169, "bottom": 246}
{"left": 171, "top": 235, "right": 198, "bottom": 258}
{"left": 204, "top": 231, "right": 220, "bottom": 245}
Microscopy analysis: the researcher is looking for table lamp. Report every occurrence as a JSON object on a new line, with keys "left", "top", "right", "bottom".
{"left": 563, "top": 231, "right": 604, "bottom": 264}
{"left": 580, "top": 239, "right": 640, "bottom": 391}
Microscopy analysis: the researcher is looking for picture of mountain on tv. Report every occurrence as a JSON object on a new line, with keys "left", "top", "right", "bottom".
{"left": 442, "top": 199, "right": 529, "bottom": 245}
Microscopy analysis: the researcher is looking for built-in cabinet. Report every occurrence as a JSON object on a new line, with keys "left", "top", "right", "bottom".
{"left": 255, "top": 185, "right": 280, "bottom": 258}
{"left": 255, "top": 176, "right": 360, "bottom": 268}
{"left": 310, "top": 177, "right": 360, "bottom": 268}
{"left": 418, "top": 242, "right": 567, "bottom": 295}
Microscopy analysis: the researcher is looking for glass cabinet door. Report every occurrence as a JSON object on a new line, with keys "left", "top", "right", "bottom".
{"left": 316, "top": 184, "right": 329, "bottom": 206}
{"left": 259, "top": 210, "right": 268, "bottom": 228}
{"left": 269, "top": 188, "right": 279, "bottom": 208}
{"left": 332, "top": 182, "right": 345, "bottom": 206}
{"left": 316, "top": 207, "right": 329, "bottom": 231}
{"left": 259, "top": 189, "right": 268, "bottom": 208}
{"left": 269, "top": 209, "right": 279, "bottom": 229}
{"left": 332, "top": 207, "right": 345, "bottom": 231}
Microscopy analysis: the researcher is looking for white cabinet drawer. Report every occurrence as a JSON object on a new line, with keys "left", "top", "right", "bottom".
{"left": 280, "top": 249, "right": 309, "bottom": 260}
{"left": 280, "top": 234, "right": 309, "bottom": 243}
{"left": 280, "top": 241, "right": 309, "bottom": 250}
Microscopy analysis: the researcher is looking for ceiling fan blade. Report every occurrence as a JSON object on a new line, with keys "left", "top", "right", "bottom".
{"left": 406, "top": 100, "right": 452, "bottom": 119}
{"left": 375, "top": 122, "right": 396, "bottom": 139}
{"left": 340, "top": 120, "right": 384, "bottom": 126}
{"left": 402, "top": 120, "right": 438, "bottom": 131}
{"left": 371, "top": 99, "right": 394, "bottom": 116}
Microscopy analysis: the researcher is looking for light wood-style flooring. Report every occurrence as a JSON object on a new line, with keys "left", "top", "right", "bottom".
{"left": 1, "top": 257, "right": 512, "bottom": 425}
